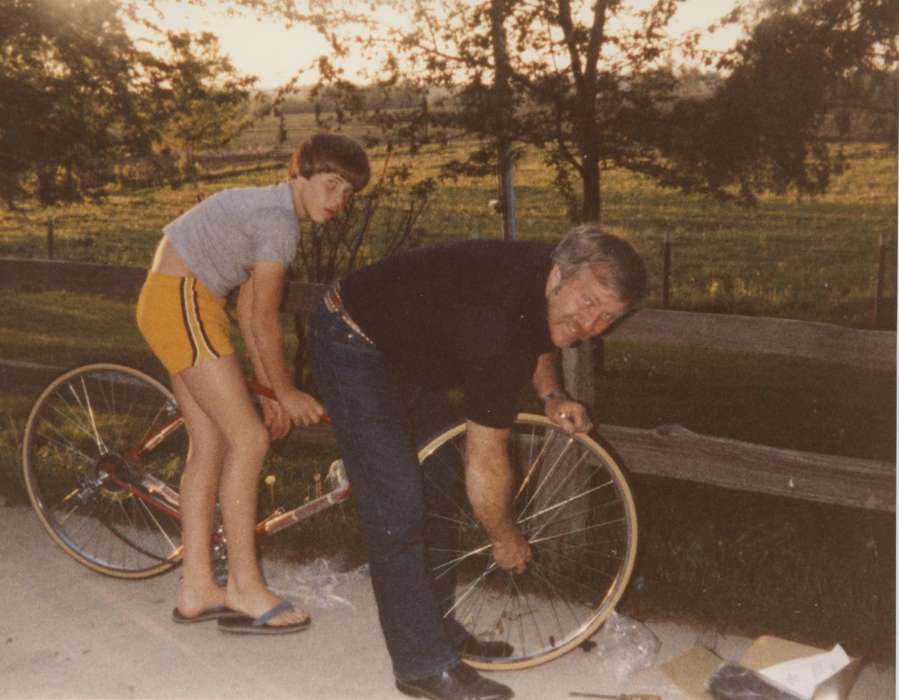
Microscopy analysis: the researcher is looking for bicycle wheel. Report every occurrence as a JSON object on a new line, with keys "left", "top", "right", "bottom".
{"left": 22, "top": 363, "right": 188, "bottom": 579}
{"left": 417, "top": 413, "right": 637, "bottom": 671}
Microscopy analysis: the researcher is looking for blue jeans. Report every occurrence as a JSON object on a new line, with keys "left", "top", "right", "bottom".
{"left": 307, "top": 300, "right": 465, "bottom": 681}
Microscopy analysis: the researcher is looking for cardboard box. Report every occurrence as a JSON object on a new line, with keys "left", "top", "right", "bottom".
{"left": 661, "top": 635, "right": 861, "bottom": 700}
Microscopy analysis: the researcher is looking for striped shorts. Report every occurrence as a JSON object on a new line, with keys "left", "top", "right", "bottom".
{"left": 136, "top": 272, "right": 234, "bottom": 376}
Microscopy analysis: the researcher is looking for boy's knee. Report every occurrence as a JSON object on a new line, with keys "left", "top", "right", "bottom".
{"left": 227, "top": 423, "right": 270, "bottom": 462}
{"left": 187, "top": 439, "right": 227, "bottom": 466}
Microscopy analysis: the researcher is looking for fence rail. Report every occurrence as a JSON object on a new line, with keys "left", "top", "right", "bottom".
{"left": 2, "top": 257, "right": 895, "bottom": 511}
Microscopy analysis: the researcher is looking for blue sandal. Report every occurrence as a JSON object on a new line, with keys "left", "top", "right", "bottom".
{"left": 217, "top": 600, "right": 311, "bottom": 635}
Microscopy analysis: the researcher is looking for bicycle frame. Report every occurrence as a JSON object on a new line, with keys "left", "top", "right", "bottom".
{"left": 96, "top": 378, "right": 351, "bottom": 540}
{"left": 255, "top": 461, "right": 351, "bottom": 537}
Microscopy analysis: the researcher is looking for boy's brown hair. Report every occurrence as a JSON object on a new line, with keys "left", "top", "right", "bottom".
{"left": 289, "top": 132, "right": 371, "bottom": 192}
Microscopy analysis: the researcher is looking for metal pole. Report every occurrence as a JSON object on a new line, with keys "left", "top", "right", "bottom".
{"left": 500, "top": 153, "right": 517, "bottom": 240}
{"left": 873, "top": 231, "right": 888, "bottom": 327}
{"left": 562, "top": 343, "right": 595, "bottom": 411}
{"left": 662, "top": 231, "right": 671, "bottom": 309}
{"left": 491, "top": 0, "right": 516, "bottom": 240}
{"left": 47, "top": 218, "right": 55, "bottom": 260}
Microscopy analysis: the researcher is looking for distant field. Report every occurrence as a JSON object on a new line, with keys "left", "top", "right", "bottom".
{"left": 0, "top": 125, "right": 895, "bottom": 326}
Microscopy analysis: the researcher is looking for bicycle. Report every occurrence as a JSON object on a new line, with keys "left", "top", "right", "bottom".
{"left": 21, "top": 362, "right": 638, "bottom": 671}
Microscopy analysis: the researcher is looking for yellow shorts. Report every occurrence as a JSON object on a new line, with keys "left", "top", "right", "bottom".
{"left": 137, "top": 272, "right": 234, "bottom": 376}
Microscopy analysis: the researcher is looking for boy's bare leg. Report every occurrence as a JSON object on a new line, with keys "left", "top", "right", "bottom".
{"left": 171, "top": 374, "right": 227, "bottom": 617}
{"left": 176, "top": 354, "right": 308, "bottom": 626}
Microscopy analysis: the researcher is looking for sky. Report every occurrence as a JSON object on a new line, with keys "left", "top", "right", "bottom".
{"left": 137, "top": 0, "right": 746, "bottom": 89}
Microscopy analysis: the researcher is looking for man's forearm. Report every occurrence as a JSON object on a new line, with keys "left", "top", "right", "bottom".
{"left": 533, "top": 350, "right": 593, "bottom": 433}
{"left": 464, "top": 420, "right": 532, "bottom": 573}
{"left": 464, "top": 422, "right": 517, "bottom": 538}
{"left": 532, "top": 351, "right": 563, "bottom": 399}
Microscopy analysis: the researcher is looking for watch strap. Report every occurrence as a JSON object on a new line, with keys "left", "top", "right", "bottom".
{"left": 541, "top": 389, "right": 569, "bottom": 403}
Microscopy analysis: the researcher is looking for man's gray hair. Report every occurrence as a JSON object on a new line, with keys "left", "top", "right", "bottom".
{"left": 552, "top": 223, "right": 647, "bottom": 304}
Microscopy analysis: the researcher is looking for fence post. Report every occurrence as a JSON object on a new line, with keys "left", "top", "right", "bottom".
{"left": 662, "top": 231, "right": 671, "bottom": 309}
{"left": 47, "top": 218, "right": 55, "bottom": 260}
{"left": 872, "top": 231, "right": 889, "bottom": 328}
{"left": 562, "top": 342, "right": 595, "bottom": 411}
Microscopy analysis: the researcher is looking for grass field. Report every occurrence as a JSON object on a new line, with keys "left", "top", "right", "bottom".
{"left": 1, "top": 129, "right": 894, "bottom": 664}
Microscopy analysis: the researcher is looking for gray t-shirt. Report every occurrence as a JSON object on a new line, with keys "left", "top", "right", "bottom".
{"left": 164, "top": 182, "right": 301, "bottom": 297}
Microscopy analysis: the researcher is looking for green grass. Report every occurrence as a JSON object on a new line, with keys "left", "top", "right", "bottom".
{"left": 623, "top": 476, "right": 894, "bottom": 663}
{"left": 0, "top": 290, "right": 158, "bottom": 373}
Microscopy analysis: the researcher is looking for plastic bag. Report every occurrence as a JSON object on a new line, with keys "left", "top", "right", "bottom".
{"left": 262, "top": 555, "right": 369, "bottom": 610}
{"left": 589, "top": 612, "right": 661, "bottom": 681}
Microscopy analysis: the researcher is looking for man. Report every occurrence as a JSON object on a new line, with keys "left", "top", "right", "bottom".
{"left": 307, "top": 223, "right": 647, "bottom": 699}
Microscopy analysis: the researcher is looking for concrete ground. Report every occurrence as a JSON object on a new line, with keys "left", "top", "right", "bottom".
{"left": 1, "top": 504, "right": 893, "bottom": 699}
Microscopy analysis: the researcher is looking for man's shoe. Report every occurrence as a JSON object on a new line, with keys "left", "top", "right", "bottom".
{"left": 395, "top": 662, "right": 514, "bottom": 700}
{"left": 457, "top": 636, "right": 514, "bottom": 660}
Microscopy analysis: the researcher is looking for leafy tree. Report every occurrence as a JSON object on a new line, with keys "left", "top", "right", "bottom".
{"left": 0, "top": 0, "right": 259, "bottom": 206}
{"left": 0, "top": 0, "right": 153, "bottom": 205}
{"left": 654, "top": 0, "right": 898, "bottom": 203}
{"left": 150, "top": 31, "right": 257, "bottom": 178}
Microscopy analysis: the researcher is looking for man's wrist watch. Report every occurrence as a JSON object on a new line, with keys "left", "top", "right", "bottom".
{"left": 541, "top": 389, "right": 569, "bottom": 403}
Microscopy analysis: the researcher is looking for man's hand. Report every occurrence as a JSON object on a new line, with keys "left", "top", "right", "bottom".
{"left": 278, "top": 387, "right": 325, "bottom": 428}
{"left": 545, "top": 398, "right": 593, "bottom": 435}
{"left": 492, "top": 528, "right": 532, "bottom": 575}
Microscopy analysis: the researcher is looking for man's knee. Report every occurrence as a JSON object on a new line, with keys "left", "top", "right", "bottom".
{"left": 367, "top": 502, "right": 427, "bottom": 563}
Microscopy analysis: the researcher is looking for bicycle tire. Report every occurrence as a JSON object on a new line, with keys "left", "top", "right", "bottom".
{"left": 22, "top": 363, "right": 187, "bottom": 579}
{"left": 417, "top": 413, "right": 638, "bottom": 671}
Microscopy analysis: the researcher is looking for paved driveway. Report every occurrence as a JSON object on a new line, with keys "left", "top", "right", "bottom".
{"left": 1, "top": 505, "right": 893, "bottom": 699}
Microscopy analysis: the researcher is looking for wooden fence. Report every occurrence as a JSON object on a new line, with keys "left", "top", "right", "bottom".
{"left": 2, "top": 256, "right": 895, "bottom": 512}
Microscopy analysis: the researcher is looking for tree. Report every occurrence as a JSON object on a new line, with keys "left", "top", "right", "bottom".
{"left": 653, "top": 0, "right": 898, "bottom": 203}
{"left": 0, "top": 0, "right": 152, "bottom": 205}
{"left": 0, "top": 0, "right": 259, "bottom": 207}
{"left": 150, "top": 31, "right": 257, "bottom": 178}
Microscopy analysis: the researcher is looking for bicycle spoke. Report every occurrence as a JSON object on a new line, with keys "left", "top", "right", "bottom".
{"left": 529, "top": 515, "right": 628, "bottom": 547}
{"left": 432, "top": 543, "right": 493, "bottom": 579}
{"left": 137, "top": 497, "right": 178, "bottom": 555}
{"left": 444, "top": 564, "right": 497, "bottom": 620}
{"left": 74, "top": 377, "right": 108, "bottom": 455}
{"left": 518, "top": 478, "right": 613, "bottom": 529}
{"left": 516, "top": 438, "right": 578, "bottom": 519}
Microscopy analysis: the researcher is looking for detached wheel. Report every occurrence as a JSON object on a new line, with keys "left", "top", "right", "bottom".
{"left": 418, "top": 413, "right": 638, "bottom": 670}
